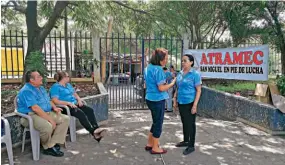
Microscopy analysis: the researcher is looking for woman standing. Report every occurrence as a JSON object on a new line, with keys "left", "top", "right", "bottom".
{"left": 50, "top": 71, "right": 107, "bottom": 142}
{"left": 173, "top": 54, "right": 202, "bottom": 155}
{"left": 144, "top": 48, "right": 176, "bottom": 154}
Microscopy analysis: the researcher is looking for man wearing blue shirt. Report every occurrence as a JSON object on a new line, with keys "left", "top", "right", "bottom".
{"left": 17, "top": 70, "right": 70, "bottom": 157}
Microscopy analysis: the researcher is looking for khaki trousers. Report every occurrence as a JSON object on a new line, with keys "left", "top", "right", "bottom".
{"left": 21, "top": 111, "right": 70, "bottom": 149}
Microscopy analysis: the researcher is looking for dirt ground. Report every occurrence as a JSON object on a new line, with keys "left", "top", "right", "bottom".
{"left": 1, "top": 83, "right": 99, "bottom": 115}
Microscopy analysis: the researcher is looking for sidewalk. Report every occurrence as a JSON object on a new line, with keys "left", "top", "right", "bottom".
{"left": 1, "top": 110, "right": 285, "bottom": 165}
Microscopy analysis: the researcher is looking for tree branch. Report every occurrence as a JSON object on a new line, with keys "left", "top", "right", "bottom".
{"left": 112, "top": 1, "right": 148, "bottom": 14}
{"left": 266, "top": 2, "right": 285, "bottom": 43}
{"left": 66, "top": 5, "right": 76, "bottom": 12}
{"left": 210, "top": 23, "right": 221, "bottom": 42}
{"left": 202, "top": 24, "right": 216, "bottom": 42}
{"left": 207, "top": 25, "right": 227, "bottom": 48}
{"left": 40, "top": 1, "right": 69, "bottom": 41}
{"left": 3, "top": 0, "right": 26, "bottom": 14}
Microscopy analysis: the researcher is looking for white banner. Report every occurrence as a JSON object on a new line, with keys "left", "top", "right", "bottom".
{"left": 184, "top": 45, "right": 269, "bottom": 81}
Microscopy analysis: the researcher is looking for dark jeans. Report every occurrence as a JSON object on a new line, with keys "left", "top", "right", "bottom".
{"left": 146, "top": 99, "right": 165, "bottom": 138}
{"left": 178, "top": 102, "right": 196, "bottom": 147}
{"left": 62, "top": 105, "right": 99, "bottom": 135}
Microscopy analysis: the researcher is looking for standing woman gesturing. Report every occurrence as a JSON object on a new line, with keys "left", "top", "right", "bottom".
{"left": 144, "top": 48, "right": 176, "bottom": 154}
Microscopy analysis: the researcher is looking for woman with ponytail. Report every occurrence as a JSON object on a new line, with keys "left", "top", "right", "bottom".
{"left": 50, "top": 71, "right": 107, "bottom": 142}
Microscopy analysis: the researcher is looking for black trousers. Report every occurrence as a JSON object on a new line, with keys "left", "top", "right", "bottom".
{"left": 62, "top": 105, "right": 99, "bottom": 135}
{"left": 178, "top": 102, "right": 196, "bottom": 147}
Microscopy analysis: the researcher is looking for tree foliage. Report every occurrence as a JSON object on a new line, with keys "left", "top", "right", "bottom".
{"left": 1, "top": 1, "right": 285, "bottom": 75}
{"left": 222, "top": 1, "right": 285, "bottom": 74}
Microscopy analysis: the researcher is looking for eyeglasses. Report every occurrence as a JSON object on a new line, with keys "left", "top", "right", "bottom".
{"left": 182, "top": 59, "right": 189, "bottom": 63}
{"left": 34, "top": 75, "right": 42, "bottom": 79}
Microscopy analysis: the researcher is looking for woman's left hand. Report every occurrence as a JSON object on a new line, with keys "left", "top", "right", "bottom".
{"left": 78, "top": 100, "right": 84, "bottom": 107}
{"left": 191, "top": 104, "right": 197, "bottom": 114}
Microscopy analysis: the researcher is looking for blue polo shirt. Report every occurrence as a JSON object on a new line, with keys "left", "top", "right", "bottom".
{"left": 17, "top": 83, "right": 52, "bottom": 114}
{"left": 176, "top": 69, "right": 202, "bottom": 104}
{"left": 165, "top": 71, "right": 173, "bottom": 84}
{"left": 49, "top": 82, "right": 77, "bottom": 104}
{"left": 144, "top": 64, "right": 169, "bottom": 101}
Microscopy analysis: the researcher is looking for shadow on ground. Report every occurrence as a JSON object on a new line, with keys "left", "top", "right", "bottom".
{"left": 2, "top": 110, "right": 285, "bottom": 165}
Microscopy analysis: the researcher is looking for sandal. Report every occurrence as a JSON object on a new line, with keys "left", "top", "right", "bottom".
{"left": 145, "top": 146, "right": 152, "bottom": 151}
{"left": 150, "top": 148, "right": 167, "bottom": 154}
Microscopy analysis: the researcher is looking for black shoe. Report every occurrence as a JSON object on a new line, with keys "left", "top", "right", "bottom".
{"left": 94, "top": 136, "right": 103, "bottom": 143}
{"left": 175, "top": 141, "right": 189, "bottom": 147}
{"left": 93, "top": 128, "right": 107, "bottom": 143}
{"left": 43, "top": 147, "right": 64, "bottom": 157}
{"left": 54, "top": 144, "right": 60, "bottom": 151}
{"left": 183, "top": 146, "right": 195, "bottom": 155}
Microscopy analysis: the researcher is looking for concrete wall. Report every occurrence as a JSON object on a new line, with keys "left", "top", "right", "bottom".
{"left": 1, "top": 82, "right": 109, "bottom": 147}
{"left": 198, "top": 86, "right": 285, "bottom": 132}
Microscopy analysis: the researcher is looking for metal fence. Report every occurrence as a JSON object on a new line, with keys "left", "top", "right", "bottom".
{"left": 1, "top": 30, "right": 94, "bottom": 79}
{"left": 100, "top": 33, "right": 183, "bottom": 110}
{"left": 1, "top": 30, "right": 282, "bottom": 80}
{"left": 2, "top": 30, "right": 282, "bottom": 111}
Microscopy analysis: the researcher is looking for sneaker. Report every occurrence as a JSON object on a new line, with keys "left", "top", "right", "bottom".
{"left": 43, "top": 147, "right": 64, "bottom": 157}
{"left": 183, "top": 146, "right": 195, "bottom": 155}
{"left": 175, "top": 141, "right": 189, "bottom": 147}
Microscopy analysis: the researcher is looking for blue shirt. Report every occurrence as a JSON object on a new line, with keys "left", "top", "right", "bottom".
{"left": 49, "top": 83, "right": 77, "bottom": 104}
{"left": 176, "top": 69, "right": 202, "bottom": 104}
{"left": 17, "top": 83, "right": 52, "bottom": 114}
{"left": 165, "top": 71, "right": 173, "bottom": 84}
{"left": 144, "top": 64, "right": 169, "bottom": 101}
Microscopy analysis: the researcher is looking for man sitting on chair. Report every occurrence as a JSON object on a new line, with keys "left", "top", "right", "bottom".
{"left": 17, "top": 70, "right": 70, "bottom": 157}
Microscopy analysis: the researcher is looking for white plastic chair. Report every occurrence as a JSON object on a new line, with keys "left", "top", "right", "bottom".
{"left": 1, "top": 117, "right": 14, "bottom": 165}
{"left": 56, "top": 104, "right": 77, "bottom": 142}
{"left": 14, "top": 96, "right": 40, "bottom": 161}
{"left": 56, "top": 100, "right": 88, "bottom": 142}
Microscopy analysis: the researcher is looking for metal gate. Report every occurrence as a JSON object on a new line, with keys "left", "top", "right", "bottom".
{"left": 100, "top": 33, "right": 183, "bottom": 110}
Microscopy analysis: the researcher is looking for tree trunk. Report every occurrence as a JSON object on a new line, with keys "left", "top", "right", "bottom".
{"left": 266, "top": 2, "right": 285, "bottom": 74}
{"left": 65, "top": 7, "right": 70, "bottom": 75}
{"left": 21, "top": 1, "right": 69, "bottom": 83}
{"left": 22, "top": 39, "right": 45, "bottom": 82}
{"left": 273, "top": 16, "right": 285, "bottom": 75}
{"left": 22, "top": 1, "right": 42, "bottom": 83}
{"left": 103, "top": 17, "right": 113, "bottom": 83}
{"left": 280, "top": 43, "right": 285, "bottom": 75}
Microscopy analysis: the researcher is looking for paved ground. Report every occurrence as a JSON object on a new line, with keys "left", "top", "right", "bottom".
{"left": 2, "top": 110, "right": 285, "bottom": 165}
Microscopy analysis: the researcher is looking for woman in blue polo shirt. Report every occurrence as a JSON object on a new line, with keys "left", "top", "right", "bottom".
{"left": 144, "top": 48, "right": 176, "bottom": 154}
{"left": 173, "top": 54, "right": 202, "bottom": 155}
{"left": 50, "top": 71, "right": 107, "bottom": 142}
